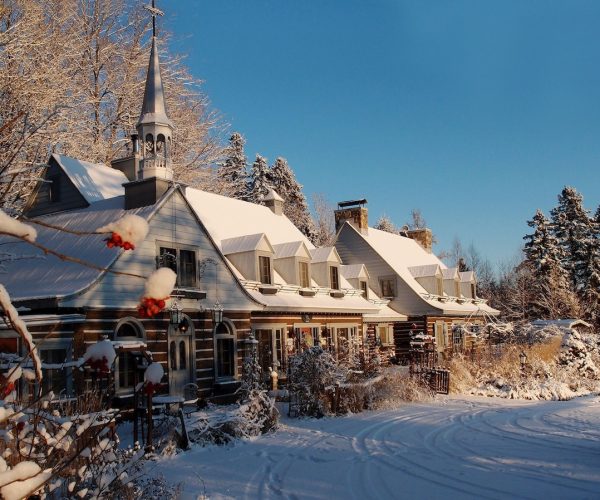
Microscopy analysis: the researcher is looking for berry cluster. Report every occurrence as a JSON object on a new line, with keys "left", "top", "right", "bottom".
{"left": 138, "top": 297, "right": 167, "bottom": 318}
{"left": 144, "top": 382, "right": 157, "bottom": 395}
{"left": 1, "top": 381, "right": 14, "bottom": 398}
{"left": 87, "top": 356, "right": 110, "bottom": 374}
{"left": 105, "top": 232, "right": 135, "bottom": 250}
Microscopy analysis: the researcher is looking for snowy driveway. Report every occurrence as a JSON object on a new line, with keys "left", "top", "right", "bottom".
{"left": 154, "top": 396, "right": 600, "bottom": 499}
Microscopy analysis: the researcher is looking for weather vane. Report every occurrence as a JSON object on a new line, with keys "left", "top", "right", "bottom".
{"left": 144, "top": 0, "right": 164, "bottom": 37}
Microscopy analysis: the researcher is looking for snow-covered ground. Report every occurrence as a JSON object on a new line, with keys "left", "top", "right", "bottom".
{"left": 151, "top": 396, "right": 600, "bottom": 499}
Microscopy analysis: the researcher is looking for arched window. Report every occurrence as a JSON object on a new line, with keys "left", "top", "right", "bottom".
{"left": 114, "top": 318, "right": 145, "bottom": 340}
{"left": 145, "top": 133, "right": 154, "bottom": 155}
{"left": 179, "top": 341, "right": 187, "bottom": 369}
{"left": 156, "top": 134, "right": 166, "bottom": 157}
{"left": 215, "top": 320, "right": 236, "bottom": 379}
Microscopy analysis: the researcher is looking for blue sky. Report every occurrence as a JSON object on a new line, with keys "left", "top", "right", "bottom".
{"left": 163, "top": 0, "right": 600, "bottom": 267}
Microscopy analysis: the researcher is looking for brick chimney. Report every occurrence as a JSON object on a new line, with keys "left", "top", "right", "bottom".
{"left": 334, "top": 199, "right": 368, "bottom": 235}
{"left": 406, "top": 228, "right": 433, "bottom": 253}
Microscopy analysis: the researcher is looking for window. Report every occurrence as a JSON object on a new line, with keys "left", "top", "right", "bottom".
{"left": 455, "top": 281, "right": 460, "bottom": 297}
{"left": 471, "top": 283, "right": 477, "bottom": 299}
{"left": 380, "top": 278, "right": 396, "bottom": 298}
{"left": 294, "top": 326, "right": 320, "bottom": 351}
{"left": 49, "top": 175, "right": 61, "bottom": 203}
{"left": 170, "top": 341, "right": 177, "bottom": 370}
{"left": 179, "top": 341, "right": 187, "bottom": 370}
{"left": 259, "top": 256, "right": 272, "bottom": 284}
{"left": 437, "top": 277, "right": 444, "bottom": 296}
{"left": 378, "top": 325, "right": 393, "bottom": 345}
{"left": 215, "top": 322, "right": 236, "bottom": 379}
{"left": 329, "top": 266, "right": 339, "bottom": 290}
{"left": 179, "top": 250, "right": 197, "bottom": 287}
{"left": 299, "top": 261, "right": 310, "bottom": 288}
{"left": 434, "top": 322, "right": 447, "bottom": 353}
{"left": 360, "top": 280, "right": 368, "bottom": 299}
{"left": 158, "top": 245, "right": 198, "bottom": 288}
{"left": 117, "top": 352, "right": 136, "bottom": 390}
{"left": 40, "top": 346, "right": 71, "bottom": 396}
{"left": 254, "top": 326, "right": 286, "bottom": 375}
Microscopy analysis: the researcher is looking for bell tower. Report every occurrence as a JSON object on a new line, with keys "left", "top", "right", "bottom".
{"left": 136, "top": 0, "right": 174, "bottom": 181}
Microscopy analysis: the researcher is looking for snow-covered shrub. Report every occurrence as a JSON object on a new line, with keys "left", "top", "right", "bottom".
{"left": 288, "top": 347, "right": 347, "bottom": 417}
{"left": 369, "top": 366, "right": 434, "bottom": 409}
{"left": 449, "top": 328, "right": 600, "bottom": 400}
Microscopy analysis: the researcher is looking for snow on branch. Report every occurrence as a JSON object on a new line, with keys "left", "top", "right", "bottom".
{"left": 0, "top": 210, "right": 36, "bottom": 242}
{"left": 138, "top": 268, "right": 176, "bottom": 318}
{"left": 0, "top": 285, "right": 42, "bottom": 385}
{"left": 96, "top": 214, "right": 149, "bottom": 251}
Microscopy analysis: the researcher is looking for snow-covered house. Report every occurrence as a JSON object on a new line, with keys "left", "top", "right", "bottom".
{"left": 0, "top": 28, "right": 379, "bottom": 403}
{"left": 333, "top": 200, "right": 499, "bottom": 361}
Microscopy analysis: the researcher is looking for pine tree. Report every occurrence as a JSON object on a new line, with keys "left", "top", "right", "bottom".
{"left": 247, "top": 155, "right": 271, "bottom": 205}
{"left": 217, "top": 132, "right": 248, "bottom": 199}
{"left": 575, "top": 211, "right": 600, "bottom": 325}
{"left": 550, "top": 187, "right": 592, "bottom": 290}
{"left": 268, "top": 157, "right": 315, "bottom": 240}
{"left": 524, "top": 209, "right": 577, "bottom": 318}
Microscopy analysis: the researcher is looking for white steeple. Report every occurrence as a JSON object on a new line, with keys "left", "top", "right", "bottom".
{"left": 136, "top": 0, "right": 173, "bottom": 181}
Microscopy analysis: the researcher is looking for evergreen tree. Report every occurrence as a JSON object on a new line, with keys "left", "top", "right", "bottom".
{"left": 247, "top": 155, "right": 271, "bottom": 205}
{"left": 268, "top": 157, "right": 316, "bottom": 240}
{"left": 575, "top": 211, "right": 600, "bottom": 325}
{"left": 217, "top": 132, "right": 248, "bottom": 199}
{"left": 524, "top": 209, "right": 577, "bottom": 318}
{"left": 550, "top": 187, "right": 592, "bottom": 289}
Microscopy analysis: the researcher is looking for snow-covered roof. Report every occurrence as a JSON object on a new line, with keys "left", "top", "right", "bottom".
{"left": 339, "top": 224, "right": 499, "bottom": 317}
{"left": 409, "top": 264, "right": 440, "bottom": 278}
{"left": 363, "top": 303, "right": 407, "bottom": 322}
{"left": 185, "top": 188, "right": 313, "bottom": 249}
{"left": 273, "top": 241, "right": 311, "bottom": 260}
{"left": 309, "top": 247, "right": 340, "bottom": 264}
{"left": 459, "top": 271, "right": 475, "bottom": 283}
{"left": 340, "top": 264, "right": 369, "bottom": 280}
{"left": 442, "top": 267, "right": 459, "bottom": 280}
{"left": 53, "top": 154, "right": 127, "bottom": 204}
{"left": 221, "top": 233, "right": 272, "bottom": 255}
{"left": 0, "top": 196, "right": 156, "bottom": 302}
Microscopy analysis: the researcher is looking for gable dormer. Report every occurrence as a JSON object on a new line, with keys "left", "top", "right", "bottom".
{"left": 272, "top": 241, "right": 312, "bottom": 288}
{"left": 221, "top": 233, "right": 274, "bottom": 284}
{"left": 459, "top": 271, "right": 477, "bottom": 299}
{"left": 26, "top": 154, "right": 127, "bottom": 217}
{"left": 340, "top": 264, "right": 370, "bottom": 298}
{"left": 409, "top": 264, "right": 443, "bottom": 296}
{"left": 441, "top": 267, "right": 461, "bottom": 297}
{"left": 310, "top": 247, "right": 342, "bottom": 290}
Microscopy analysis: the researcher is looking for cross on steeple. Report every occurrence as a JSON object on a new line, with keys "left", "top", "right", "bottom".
{"left": 144, "top": 0, "right": 164, "bottom": 37}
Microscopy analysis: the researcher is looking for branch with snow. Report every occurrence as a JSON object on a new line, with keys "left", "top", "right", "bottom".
{"left": 0, "top": 210, "right": 36, "bottom": 242}
{"left": 96, "top": 214, "right": 149, "bottom": 251}
{"left": 138, "top": 268, "right": 177, "bottom": 318}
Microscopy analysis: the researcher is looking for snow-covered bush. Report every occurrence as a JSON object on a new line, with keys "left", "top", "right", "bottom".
{"left": 288, "top": 347, "right": 346, "bottom": 417}
{"left": 449, "top": 327, "right": 600, "bottom": 400}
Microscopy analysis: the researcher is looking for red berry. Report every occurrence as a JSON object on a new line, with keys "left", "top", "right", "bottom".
{"left": 157, "top": 299, "right": 166, "bottom": 309}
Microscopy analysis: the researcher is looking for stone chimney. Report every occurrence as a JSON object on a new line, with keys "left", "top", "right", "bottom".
{"left": 334, "top": 199, "right": 368, "bottom": 235}
{"left": 406, "top": 228, "right": 433, "bottom": 253}
{"left": 264, "top": 188, "right": 284, "bottom": 215}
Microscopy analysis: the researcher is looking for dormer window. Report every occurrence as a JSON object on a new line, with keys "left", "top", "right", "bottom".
{"left": 455, "top": 281, "right": 460, "bottom": 297}
{"left": 299, "top": 261, "right": 310, "bottom": 288}
{"left": 471, "top": 283, "right": 476, "bottom": 299}
{"left": 259, "top": 255, "right": 272, "bottom": 284}
{"left": 360, "top": 280, "right": 368, "bottom": 299}
{"left": 329, "top": 266, "right": 339, "bottom": 290}
{"left": 437, "top": 276, "right": 443, "bottom": 296}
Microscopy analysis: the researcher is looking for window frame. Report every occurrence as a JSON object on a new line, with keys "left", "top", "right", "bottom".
{"left": 359, "top": 280, "right": 368, "bottom": 299}
{"left": 329, "top": 265, "right": 340, "bottom": 290}
{"left": 38, "top": 339, "right": 73, "bottom": 397}
{"left": 48, "top": 174, "right": 61, "bottom": 203}
{"left": 258, "top": 255, "right": 272, "bottom": 285}
{"left": 214, "top": 319, "right": 237, "bottom": 380}
{"left": 298, "top": 260, "right": 310, "bottom": 288}
{"left": 379, "top": 276, "right": 396, "bottom": 298}
{"left": 156, "top": 241, "right": 199, "bottom": 288}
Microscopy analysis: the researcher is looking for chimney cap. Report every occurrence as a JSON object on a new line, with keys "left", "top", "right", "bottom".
{"left": 337, "top": 199, "right": 367, "bottom": 209}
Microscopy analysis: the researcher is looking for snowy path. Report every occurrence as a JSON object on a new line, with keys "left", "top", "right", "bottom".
{"left": 152, "top": 396, "right": 600, "bottom": 499}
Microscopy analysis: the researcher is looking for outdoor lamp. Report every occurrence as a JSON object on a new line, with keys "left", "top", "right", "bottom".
{"left": 212, "top": 301, "right": 224, "bottom": 325}
{"left": 169, "top": 300, "right": 183, "bottom": 325}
